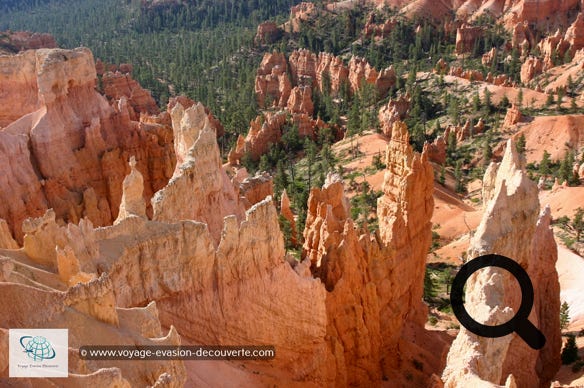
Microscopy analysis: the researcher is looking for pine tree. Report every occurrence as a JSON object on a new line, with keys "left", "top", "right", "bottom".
{"left": 560, "top": 301, "right": 571, "bottom": 331}
{"left": 448, "top": 96, "right": 460, "bottom": 124}
{"left": 546, "top": 92, "right": 554, "bottom": 107}
{"left": 557, "top": 88, "right": 565, "bottom": 111}
{"left": 423, "top": 268, "right": 437, "bottom": 302}
{"left": 568, "top": 75, "right": 575, "bottom": 96}
{"left": 561, "top": 335, "right": 579, "bottom": 365}
{"left": 278, "top": 214, "right": 294, "bottom": 250}
{"left": 483, "top": 88, "right": 492, "bottom": 114}
{"left": 347, "top": 98, "right": 361, "bottom": 135}
{"left": 483, "top": 136, "right": 493, "bottom": 166}
{"left": 573, "top": 208, "right": 584, "bottom": 242}
{"left": 305, "top": 138, "right": 317, "bottom": 189}
{"left": 565, "top": 151, "right": 577, "bottom": 185}
{"left": 539, "top": 150, "right": 551, "bottom": 176}
{"left": 274, "top": 159, "right": 289, "bottom": 198}
{"left": 439, "top": 166, "right": 446, "bottom": 185}
{"left": 516, "top": 134, "right": 526, "bottom": 154}
{"left": 516, "top": 88, "right": 523, "bottom": 107}
{"left": 454, "top": 160, "right": 465, "bottom": 193}
{"left": 472, "top": 91, "right": 481, "bottom": 113}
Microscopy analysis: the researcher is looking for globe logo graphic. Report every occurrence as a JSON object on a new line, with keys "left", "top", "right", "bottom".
{"left": 19, "top": 336, "right": 56, "bottom": 361}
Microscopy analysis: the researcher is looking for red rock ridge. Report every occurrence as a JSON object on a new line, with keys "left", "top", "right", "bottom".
{"left": 302, "top": 121, "right": 448, "bottom": 386}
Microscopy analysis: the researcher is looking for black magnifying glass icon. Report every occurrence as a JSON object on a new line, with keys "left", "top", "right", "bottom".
{"left": 450, "top": 254, "right": 546, "bottom": 350}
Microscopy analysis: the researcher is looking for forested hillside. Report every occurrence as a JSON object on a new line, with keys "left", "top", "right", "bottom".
{"left": 0, "top": 0, "right": 301, "bottom": 148}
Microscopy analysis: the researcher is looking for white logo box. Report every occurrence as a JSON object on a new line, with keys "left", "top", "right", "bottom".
{"left": 9, "top": 329, "right": 68, "bottom": 378}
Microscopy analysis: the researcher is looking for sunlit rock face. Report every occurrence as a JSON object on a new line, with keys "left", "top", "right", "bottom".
{"left": 302, "top": 121, "right": 446, "bottom": 387}
{"left": 442, "top": 140, "right": 561, "bottom": 387}
{"left": 0, "top": 47, "right": 176, "bottom": 243}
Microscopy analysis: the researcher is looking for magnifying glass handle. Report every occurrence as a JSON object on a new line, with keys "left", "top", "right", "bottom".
{"left": 515, "top": 319, "right": 546, "bottom": 350}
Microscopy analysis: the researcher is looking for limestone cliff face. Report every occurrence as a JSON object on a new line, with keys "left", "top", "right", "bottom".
{"left": 372, "top": 0, "right": 579, "bottom": 29}
{"left": 115, "top": 156, "right": 147, "bottom": 224}
{"left": 101, "top": 70, "right": 159, "bottom": 119}
{"left": 376, "top": 121, "right": 437, "bottom": 377}
{"left": 565, "top": 12, "right": 584, "bottom": 52}
{"left": 152, "top": 102, "right": 245, "bottom": 244}
{"left": 254, "top": 52, "right": 291, "bottom": 109}
{"left": 0, "top": 50, "right": 40, "bottom": 126}
{"left": 378, "top": 93, "right": 410, "bottom": 137}
{"left": 0, "top": 255, "right": 185, "bottom": 386}
{"left": 520, "top": 56, "right": 544, "bottom": 83}
{"left": 0, "top": 220, "right": 17, "bottom": 249}
{"left": 84, "top": 198, "right": 332, "bottom": 384}
{"left": 239, "top": 172, "right": 274, "bottom": 209}
{"left": 0, "top": 48, "right": 176, "bottom": 243}
{"left": 455, "top": 24, "right": 483, "bottom": 54}
{"left": 442, "top": 140, "right": 561, "bottom": 387}
{"left": 288, "top": 49, "right": 394, "bottom": 97}
{"left": 301, "top": 122, "right": 445, "bottom": 386}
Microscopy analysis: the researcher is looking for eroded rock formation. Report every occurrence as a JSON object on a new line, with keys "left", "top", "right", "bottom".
{"left": 378, "top": 93, "right": 410, "bottom": 137}
{"left": 152, "top": 102, "right": 245, "bottom": 244}
{"left": 455, "top": 24, "right": 483, "bottom": 54}
{"left": 302, "top": 121, "right": 447, "bottom": 386}
{"left": 254, "top": 21, "right": 283, "bottom": 45}
{"left": 239, "top": 172, "right": 274, "bottom": 209}
{"left": 255, "top": 52, "right": 291, "bottom": 109}
{"left": 287, "top": 49, "right": 394, "bottom": 97}
{"left": 503, "top": 104, "right": 524, "bottom": 127}
{"left": 0, "top": 47, "right": 176, "bottom": 243}
{"left": 101, "top": 70, "right": 160, "bottom": 119}
{"left": 520, "top": 56, "right": 544, "bottom": 83}
{"left": 286, "top": 2, "right": 317, "bottom": 33}
{"left": 364, "top": 12, "right": 396, "bottom": 38}
{"left": 426, "top": 136, "right": 447, "bottom": 165}
{"left": 442, "top": 139, "right": 561, "bottom": 387}
{"left": 231, "top": 111, "right": 287, "bottom": 162}
{"left": 115, "top": 156, "right": 147, "bottom": 224}
{"left": 0, "top": 263, "right": 185, "bottom": 386}
{"left": 0, "top": 30, "right": 56, "bottom": 54}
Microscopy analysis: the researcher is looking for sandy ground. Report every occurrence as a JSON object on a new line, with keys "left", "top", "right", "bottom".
{"left": 514, "top": 114, "right": 584, "bottom": 163}
{"left": 557, "top": 244, "right": 584, "bottom": 331}
{"left": 540, "top": 186, "right": 584, "bottom": 219}
{"left": 335, "top": 131, "right": 389, "bottom": 196}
